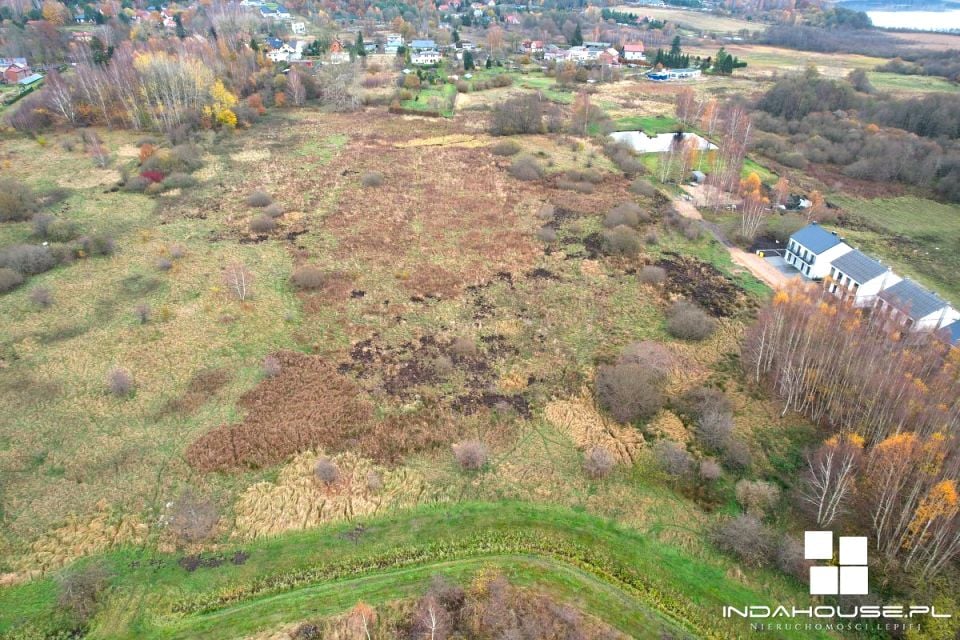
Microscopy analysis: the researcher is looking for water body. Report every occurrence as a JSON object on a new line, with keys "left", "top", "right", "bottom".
{"left": 610, "top": 131, "right": 717, "bottom": 154}
{"left": 866, "top": 9, "right": 960, "bottom": 31}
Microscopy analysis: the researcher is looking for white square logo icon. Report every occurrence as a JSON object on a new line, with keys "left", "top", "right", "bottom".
{"left": 839, "top": 537, "right": 868, "bottom": 565}
{"left": 809, "top": 565, "right": 839, "bottom": 595}
{"left": 840, "top": 566, "right": 869, "bottom": 595}
{"left": 805, "top": 531, "right": 833, "bottom": 560}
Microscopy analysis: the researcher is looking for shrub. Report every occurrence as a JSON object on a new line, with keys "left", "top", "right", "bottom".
{"left": 262, "top": 355, "right": 282, "bottom": 377}
{"left": 366, "top": 470, "right": 383, "bottom": 493}
{"left": 122, "top": 175, "right": 152, "bottom": 193}
{"left": 32, "top": 213, "right": 54, "bottom": 237}
{"left": 453, "top": 440, "right": 488, "bottom": 471}
{"left": 133, "top": 302, "right": 151, "bottom": 324}
{"left": 490, "top": 94, "right": 543, "bottom": 136}
{"left": 57, "top": 562, "right": 112, "bottom": 624}
{"left": 0, "top": 177, "right": 37, "bottom": 222}
{"left": 449, "top": 337, "right": 478, "bottom": 358}
{"left": 169, "top": 244, "right": 186, "bottom": 260}
{"left": 155, "top": 257, "right": 173, "bottom": 271}
{"left": 536, "top": 226, "right": 557, "bottom": 243}
{"left": 644, "top": 231, "right": 659, "bottom": 246}
{"left": 604, "top": 202, "right": 645, "bottom": 229}
{"left": 508, "top": 155, "right": 543, "bottom": 181}
{"left": 314, "top": 456, "right": 340, "bottom": 486}
{"left": 655, "top": 440, "right": 694, "bottom": 479}
{"left": 630, "top": 178, "right": 658, "bottom": 197}
{"left": 735, "top": 479, "right": 781, "bottom": 517}
{"left": 697, "top": 405, "right": 734, "bottom": 451}
{"left": 140, "top": 143, "right": 204, "bottom": 174}
{"left": 536, "top": 204, "right": 555, "bottom": 220}
{"left": 490, "top": 139, "right": 520, "bottom": 156}
{"left": 666, "top": 300, "right": 716, "bottom": 340}
{"left": 776, "top": 536, "right": 810, "bottom": 582}
{"left": 595, "top": 363, "right": 664, "bottom": 423}
{"left": 699, "top": 458, "right": 723, "bottom": 482}
{"left": 722, "top": 437, "right": 753, "bottom": 471}
{"left": 0, "top": 268, "right": 24, "bottom": 293}
{"left": 246, "top": 191, "right": 273, "bottom": 207}
{"left": 29, "top": 286, "right": 53, "bottom": 308}
{"left": 168, "top": 490, "right": 219, "bottom": 544}
{"left": 556, "top": 179, "right": 594, "bottom": 193}
{"left": 291, "top": 265, "right": 327, "bottom": 290}
{"left": 161, "top": 172, "right": 198, "bottom": 191}
{"left": 79, "top": 234, "right": 116, "bottom": 256}
{"left": 677, "top": 386, "right": 733, "bottom": 421}
{"left": 601, "top": 225, "right": 641, "bottom": 257}
{"left": 583, "top": 446, "right": 615, "bottom": 479}
{"left": 261, "top": 204, "right": 283, "bottom": 220}
{"left": 711, "top": 515, "right": 775, "bottom": 567}
{"left": 46, "top": 219, "right": 80, "bottom": 243}
{"left": 616, "top": 340, "right": 674, "bottom": 378}
{"left": 361, "top": 171, "right": 384, "bottom": 188}
{"left": 141, "top": 170, "right": 165, "bottom": 183}
{"left": 0, "top": 244, "right": 56, "bottom": 275}
{"left": 639, "top": 265, "right": 666, "bottom": 286}
{"left": 249, "top": 214, "right": 276, "bottom": 233}
{"left": 107, "top": 367, "right": 134, "bottom": 397}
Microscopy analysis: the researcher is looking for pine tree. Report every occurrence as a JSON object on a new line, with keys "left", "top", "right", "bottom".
{"left": 485, "top": 57, "right": 492, "bottom": 69}
{"left": 571, "top": 23, "right": 583, "bottom": 46}
{"left": 355, "top": 31, "right": 366, "bottom": 57}
{"left": 463, "top": 50, "right": 474, "bottom": 70}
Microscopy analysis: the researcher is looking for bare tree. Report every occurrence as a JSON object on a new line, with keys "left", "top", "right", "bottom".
{"left": 286, "top": 68, "right": 306, "bottom": 107}
{"left": 411, "top": 595, "right": 451, "bottom": 640}
{"left": 223, "top": 262, "right": 253, "bottom": 301}
{"left": 798, "top": 435, "right": 862, "bottom": 527}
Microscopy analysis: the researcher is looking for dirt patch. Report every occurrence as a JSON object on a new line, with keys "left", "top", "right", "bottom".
{"left": 185, "top": 351, "right": 372, "bottom": 472}
{"left": 654, "top": 252, "right": 748, "bottom": 317}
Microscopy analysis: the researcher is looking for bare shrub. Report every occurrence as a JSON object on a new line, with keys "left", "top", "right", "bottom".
{"left": 699, "top": 458, "right": 723, "bottom": 482}
{"left": 168, "top": 490, "right": 219, "bottom": 544}
{"left": 644, "top": 230, "right": 659, "bottom": 245}
{"left": 223, "top": 263, "right": 253, "bottom": 301}
{"left": 246, "top": 191, "right": 273, "bottom": 207}
{"left": 490, "top": 94, "right": 543, "bottom": 136}
{"left": 133, "top": 302, "right": 151, "bottom": 324}
{"left": 78, "top": 234, "right": 116, "bottom": 256}
{"left": 453, "top": 440, "right": 488, "bottom": 471}
{"left": 249, "top": 214, "right": 276, "bottom": 233}
{"left": 557, "top": 179, "right": 594, "bottom": 193}
{"left": 0, "top": 268, "right": 24, "bottom": 293}
{"left": 583, "top": 446, "right": 615, "bottom": 479}
{"left": 630, "top": 178, "right": 658, "bottom": 197}
{"left": 508, "top": 155, "right": 543, "bottom": 181}
{"left": 655, "top": 440, "right": 694, "bottom": 479}
{"left": 161, "top": 172, "right": 197, "bottom": 191}
{"left": 639, "top": 265, "right": 666, "bottom": 286}
{"left": 32, "top": 212, "right": 54, "bottom": 237}
{"left": 536, "top": 226, "right": 557, "bottom": 243}
{"left": 601, "top": 225, "right": 641, "bottom": 257}
{"left": 169, "top": 244, "right": 186, "bottom": 259}
{"left": 57, "top": 562, "right": 112, "bottom": 624}
{"left": 595, "top": 363, "right": 664, "bottom": 423}
{"left": 431, "top": 354, "right": 455, "bottom": 377}
{"left": 155, "top": 257, "right": 173, "bottom": 271}
{"left": 107, "top": 367, "right": 134, "bottom": 397}
{"left": 366, "top": 470, "right": 383, "bottom": 493}
{"left": 776, "top": 535, "right": 811, "bottom": 582}
{"left": 449, "top": 337, "right": 478, "bottom": 359}
{"left": 711, "top": 515, "right": 775, "bottom": 567}
{"left": 264, "top": 204, "right": 285, "bottom": 219}
{"left": 735, "top": 479, "right": 781, "bottom": 517}
{"left": 616, "top": 340, "right": 674, "bottom": 378}
{"left": 314, "top": 456, "right": 340, "bottom": 486}
{"left": 490, "top": 139, "right": 521, "bottom": 156}
{"left": 677, "top": 386, "right": 733, "bottom": 421}
{"left": 0, "top": 177, "right": 37, "bottom": 222}
{"left": 536, "top": 204, "right": 556, "bottom": 220}
{"left": 361, "top": 171, "right": 384, "bottom": 188}
{"left": 722, "top": 437, "right": 753, "bottom": 471}
{"left": 291, "top": 265, "right": 327, "bottom": 290}
{"left": 603, "top": 202, "right": 645, "bottom": 229}
{"left": 29, "top": 286, "right": 53, "bottom": 308}
{"left": 45, "top": 219, "right": 80, "bottom": 243}
{"left": 0, "top": 244, "right": 56, "bottom": 275}
{"left": 697, "top": 406, "right": 734, "bottom": 451}
{"left": 262, "top": 355, "right": 282, "bottom": 377}
{"left": 666, "top": 300, "right": 716, "bottom": 340}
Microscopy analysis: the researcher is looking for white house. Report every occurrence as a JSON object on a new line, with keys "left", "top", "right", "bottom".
{"left": 410, "top": 39, "right": 437, "bottom": 52}
{"left": 385, "top": 33, "right": 404, "bottom": 54}
{"left": 411, "top": 49, "right": 441, "bottom": 65}
{"left": 784, "top": 223, "right": 852, "bottom": 280}
{"left": 827, "top": 248, "right": 902, "bottom": 307}
{"left": 623, "top": 43, "right": 645, "bottom": 61}
{"left": 291, "top": 21, "right": 306, "bottom": 34}
{"left": 647, "top": 67, "right": 702, "bottom": 81}
{"left": 876, "top": 279, "right": 960, "bottom": 331}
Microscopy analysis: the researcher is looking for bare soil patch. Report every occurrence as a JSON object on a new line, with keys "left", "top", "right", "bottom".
{"left": 654, "top": 252, "right": 749, "bottom": 318}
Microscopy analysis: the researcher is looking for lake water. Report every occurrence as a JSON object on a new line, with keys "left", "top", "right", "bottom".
{"left": 866, "top": 9, "right": 960, "bottom": 31}
{"left": 610, "top": 131, "right": 717, "bottom": 154}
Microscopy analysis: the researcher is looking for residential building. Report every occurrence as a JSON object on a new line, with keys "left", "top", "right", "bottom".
{"left": 1, "top": 63, "right": 30, "bottom": 85}
{"left": 827, "top": 248, "right": 901, "bottom": 307}
{"left": 876, "top": 279, "right": 959, "bottom": 331}
{"left": 646, "top": 67, "right": 702, "bottom": 81}
{"left": 385, "top": 33, "right": 404, "bottom": 54}
{"left": 623, "top": 43, "right": 645, "bottom": 61}
{"left": 410, "top": 39, "right": 437, "bottom": 52}
{"left": 411, "top": 49, "right": 442, "bottom": 65}
{"left": 291, "top": 21, "right": 306, "bottom": 34}
{"left": 939, "top": 320, "right": 960, "bottom": 348}
{"left": 328, "top": 39, "right": 350, "bottom": 64}
{"left": 784, "top": 223, "right": 852, "bottom": 280}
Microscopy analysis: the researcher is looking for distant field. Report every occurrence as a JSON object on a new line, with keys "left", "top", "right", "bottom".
{"left": 888, "top": 29, "right": 960, "bottom": 51}
{"left": 683, "top": 43, "right": 885, "bottom": 82}
{"left": 613, "top": 5, "right": 760, "bottom": 34}
{"left": 867, "top": 71, "right": 960, "bottom": 94}
{"left": 831, "top": 195, "right": 960, "bottom": 304}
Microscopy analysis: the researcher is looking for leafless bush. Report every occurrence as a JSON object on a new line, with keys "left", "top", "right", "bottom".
{"left": 655, "top": 440, "right": 694, "bottom": 479}
{"left": 449, "top": 337, "right": 478, "bottom": 358}
{"left": 711, "top": 515, "right": 775, "bottom": 567}
{"left": 644, "top": 230, "right": 659, "bottom": 245}
{"left": 776, "top": 535, "right": 810, "bottom": 582}
{"left": 264, "top": 204, "right": 285, "bottom": 219}
{"left": 630, "top": 178, "right": 658, "bottom": 197}
{"left": 583, "top": 446, "right": 615, "bottom": 479}
{"left": 31, "top": 212, "right": 54, "bottom": 237}
{"left": 490, "top": 94, "right": 543, "bottom": 135}
{"left": 366, "top": 470, "right": 383, "bottom": 493}
{"left": 678, "top": 386, "right": 733, "bottom": 421}
{"left": 133, "top": 302, "right": 151, "bottom": 324}
{"left": 57, "top": 561, "right": 112, "bottom": 624}
{"left": 508, "top": 155, "right": 543, "bottom": 181}
{"left": 536, "top": 226, "right": 557, "bottom": 243}
{"left": 222, "top": 263, "right": 253, "bottom": 301}
{"left": 697, "top": 405, "right": 734, "bottom": 451}
{"left": 0, "top": 244, "right": 56, "bottom": 275}
{"left": 722, "top": 437, "right": 753, "bottom": 471}
{"left": 596, "top": 363, "right": 664, "bottom": 423}
{"left": 262, "top": 355, "right": 282, "bottom": 378}
{"left": 246, "top": 190, "right": 273, "bottom": 207}
{"left": 666, "top": 300, "right": 716, "bottom": 340}
{"left": 639, "top": 265, "right": 666, "bottom": 286}
{"left": 0, "top": 268, "right": 24, "bottom": 293}
{"left": 601, "top": 225, "right": 641, "bottom": 257}
{"left": 78, "top": 234, "right": 116, "bottom": 256}
{"left": 699, "top": 458, "right": 723, "bottom": 482}
{"left": 735, "top": 479, "right": 781, "bottom": 517}
{"left": 616, "top": 340, "right": 674, "bottom": 378}
{"left": 314, "top": 456, "right": 340, "bottom": 486}
{"left": 557, "top": 179, "right": 594, "bottom": 193}
{"left": 107, "top": 367, "right": 134, "bottom": 397}
{"left": 604, "top": 202, "right": 645, "bottom": 229}
{"left": 0, "top": 177, "right": 37, "bottom": 222}
{"left": 168, "top": 490, "right": 219, "bottom": 544}
{"left": 29, "top": 286, "right": 53, "bottom": 308}
{"left": 169, "top": 244, "right": 186, "bottom": 260}
{"left": 250, "top": 214, "right": 276, "bottom": 233}
{"left": 361, "top": 171, "right": 384, "bottom": 188}
{"left": 291, "top": 265, "right": 327, "bottom": 290}
{"left": 155, "top": 257, "right": 173, "bottom": 271}
{"left": 453, "top": 440, "right": 488, "bottom": 471}
{"left": 536, "top": 204, "right": 556, "bottom": 220}
{"left": 491, "top": 140, "right": 520, "bottom": 156}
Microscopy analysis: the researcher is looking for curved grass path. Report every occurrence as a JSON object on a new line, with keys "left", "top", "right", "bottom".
{"left": 0, "top": 502, "right": 832, "bottom": 640}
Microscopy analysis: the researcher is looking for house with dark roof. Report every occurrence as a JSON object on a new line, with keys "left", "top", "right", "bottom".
{"left": 876, "top": 279, "right": 960, "bottom": 331}
{"left": 828, "top": 248, "right": 901, "bottom": 307}
{"left": 939, "top": 320, "right": 960, "bottom": 348}
{"left": 785, "top": 223, "right": 851, "bottom": 279}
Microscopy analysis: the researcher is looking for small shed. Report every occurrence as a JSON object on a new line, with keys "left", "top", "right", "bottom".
{"left": 691, "top": 170, "right": 706, "bottom": 184}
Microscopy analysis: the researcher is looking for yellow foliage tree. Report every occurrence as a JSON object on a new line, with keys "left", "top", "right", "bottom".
{"left": 204, "top": 80, "right": 238, "bottom": 129}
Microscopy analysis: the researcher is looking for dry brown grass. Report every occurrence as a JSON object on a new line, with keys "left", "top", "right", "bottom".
{"left": 543, "top": 389, "right": 644, "bottom": 465}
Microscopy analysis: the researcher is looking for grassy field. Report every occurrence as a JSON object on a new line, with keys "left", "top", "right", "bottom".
{"left": 612, "top": 5, "right": 759, "bottom": 35}
{"left": 0, "top": 502, "right": 829, "bottom": 639}
{"left": 830, "top": 195, "right": 960, "bottom": 304}
{"left": 866, "top": 71, "right": 960, "bottom": 94}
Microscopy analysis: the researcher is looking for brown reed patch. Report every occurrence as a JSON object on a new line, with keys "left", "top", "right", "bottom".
{"left": 543, "top": 389, "right": 644, "bottom": 464}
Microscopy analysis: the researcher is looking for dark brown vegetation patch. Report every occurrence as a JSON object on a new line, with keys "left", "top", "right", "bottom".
{"left": 185, "top": 351, "right": 372, "bottom": 472}
{"left": 654, "top": 252, "right": 747, "bottom": 317}
{"left": 160, "top": 368, "right": 232, "bottom": 417}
